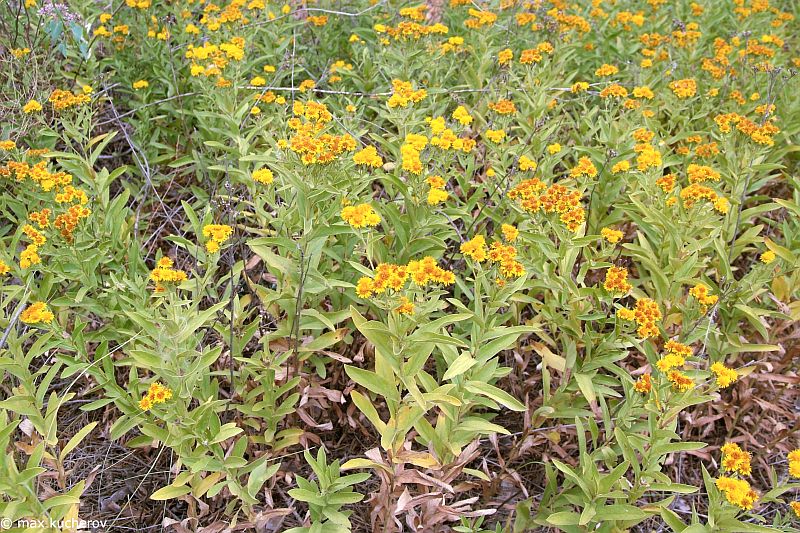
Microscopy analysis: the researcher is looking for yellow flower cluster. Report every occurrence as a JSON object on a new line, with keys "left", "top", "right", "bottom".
{"left": 654, "top": 341, "right": 693, "bottom": 392}
{"left": 716, "top": 476, "right": 758, "bottom": 510}
{"left": 484, "top": 129, "right": 506, "bottom": 143}
{"left": 518, "top": 156, "right": 537, "bottom": 172}
{"left": 287, "top": 101, "right": 356, "bottom": 165}
{"left": 20, "top": 301, "right": 54, "bottom": 325}
{"left": 23, "top": 99, "right": 42, "bottom": 113}
{"left": 634, "top": 142, "right": 662, "bottom": 172}
{"left": 710, "top": 362, "right": 738, "bottom": 388}
{"left": 601, "top": 227, "right": 623, "bottom": 243}
{"left": 569, "top": 156, "right": 598, "bottom": 178}
{"left": 341, "top": 203, "right": 380, "bottom": 229}
{"left": 721, "top": 443, "right": 752, "bottom": 476}
{"left": 501, "top": 224, "right": 518, "bottom": 242}
{"left": 203, "top": 224, "right": 233, "bottom": 253}
{"left": 680, "top": 183, "right": 729, "bottom": 214}
{"left": 689, "top": 282, "right": 718, "bottom": 311}
{"left": 460, "top": 235, "right": 487, "bottom": 262}
{"left": 54, "top": 204, "right": 91, "bottom": 241}
{"left": 401, "top": 134, "right": 427, "bottom": 174}
{"left": 388, "top": 79, "right": 427, "bottom": 108}
{"left": 617, "top": 297, "right": 661, "bottom": 338}
{"left": 426, "top": 175, "right": 448, "bottom": 205}
{"left": 594, "top": 63, "right": 619, "bottom": 77}
{"left": 252, "top": 167, "right": 274, "bottom": 184}
{"left": 789, "top": 450, "right": 800, "bottom": 478}
{"left": 488, "top": 98, "right": 516, "bottom": 115}
{"left": 667, "top": 369, "right": 694, "bottom": 392}
{"left": 603, "top": 266, "right": 632, "bottom": 294}
{"left": 460, "top": 236, "right": 525, "bottom": 277}
{"left": 508, "top": 179, "right": 585, "bottom": 232}
{"left": 669, "top": 78, "right": 697, "bottom": 98}
{"left": 687, "top": 164, "right": 720, "bottom": 183}
{"left": 395, "top": 296, "right": 415, "bottom": 315}
{"left": 48, "top": 88, "right": 91, "bottom": 111}
{"left": 139, "top": 382, "right": 173, "bottom": 411}
{"left": 633, "top": 373, "right": 652, "bottom": 394}
{"left": 465, "top": 9, "right": 497, "bottom": 29}
{"left": 356, "top": 257, "right": 454, "bottom": 299}
{"left": 373, "top": 19, "right": 447, "bottom": 41}
{"left": 353, "top": 146, "right": 383, "bottom": 168}
{"left": 150, "top": 257, "right": 188, "bottom": 292}
{"left": 185, "top": 37, "right": 245, "bottom": 82}
{"left": 427, "top": 116, "right": 474, "bottom": 153}
{"left": 452, "top": 106, "right": 473, "bottom": 126}
{"left": 715, "top": 112, "right": 780, "bottom": 146}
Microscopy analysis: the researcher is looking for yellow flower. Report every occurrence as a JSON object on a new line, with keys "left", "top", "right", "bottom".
{"left": 594, "top": 63, "right": 619, "bottom": 77}
{"left": 603, "top": 266, "right": 632, "bottom": 294}
{"left": 633, "top": 373, "right": 652, "bottom": 393}
{"left": 790, "top": 502, "right": 800, "bottom": 518}
{"left": 501, "top": 224, "right": 518, "bottom": 242}
{"left": 133, "top": 80, "right": 149, "bottom": 90}
{"left": 485, "top": 129, "right": 506, "bottom": 143}
{"left": 452, "top": 106, "right": 473, "bottom": 126}
{"left": 150, "top": 257, "right": 188, "bottom": 292}
{"left": 139, "top": 382, "right": 173, "bottom": 410}
{"left": 788, "top": 449, "right": 800, "bottom": 478}
{"left": 395, "top": 296, "right": 415, "bottom": 315}
{"left": 20, "top": 302, "right": 54, "bottom": 324}
{"left": 0, "top": 140, "right": 16, "bottom": 150}
{"left": 760, "top": 250, "right": 776, "bottom": 264}
{"left": 667, "top": 370, "right": 694, "bottom": 391}
{"left": 669, "top": 78, "right": 697, "bottom": 98}
{"left": 710, "top": 362, "right": 738, "bottom": 388}
{"left": 250, "top": 76, "right": 266, "bottom": 87}
{"left": 461, "top": 235, "right": 488, "bottom": 262}
{"left": 202, "top": 224, "right": 233, "bottom": 252}
{"left": 498, "top": 48, "right": 513, "bottom": 65}
{"left": 353, "top": 146, "right": 383, "bottom": 168}
{"left": 612, "top": 161, "right": 630, "bottom": 174}
{"left": 23, "top": 99, "right": 43, "bottom": 113}
{"left": 341, "top": 203, "right": 380, "bottom": 229}
{"left": 518, "top": 156, "right": 537, "bottom": 171}
{"left": 252, "top": 168, "right": 274, "bottom": 184}
{"left": 689, "top": 282, "right": 718, "bottom": 309}
{"left": 656, "top": 353, "right": 685, "bottom": 372}
{"left": 720, "top": 443, "right": 752, "bottom": 476}
{"left": 570, "top": 156, "right": 597, "bottom": 178}
{"left": 601, "top": 227, "right": 623, "bottom": 244}
{"left": 716, "top": 476, "right": 757, "bottom": 510}
{"left": 571, "top": 82, "right": 589, "bottom": 93}
{"left": 427, "top": 187, "right": 448, "bottom": 205}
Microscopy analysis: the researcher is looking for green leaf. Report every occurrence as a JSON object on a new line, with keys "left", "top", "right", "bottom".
{"left": 150, "top": 485, "right": 192, "bottom": 500}
{"left": 60, "top": 421, "right": 98, "bottom": 458}
{"left": 442, "top": 352, "right": 476, "bottom": 381}
{"left": 593, "top": 504, "right": 648, "bottom": 521}
{"left": 465, "top": 381, "right": 525, "bottom": 411}
{"left": 345, "top": 366, "right": 398, "bottom": 402}
{"left": 210, "top": 423, "right": 243, "bottom": 444}
{"left": 247, "top": 461, "right": 281, "bottom": 499}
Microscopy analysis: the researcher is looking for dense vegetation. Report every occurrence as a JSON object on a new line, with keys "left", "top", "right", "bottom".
{"left": 1, "top": 0, "right": 800, "bottom": 531}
